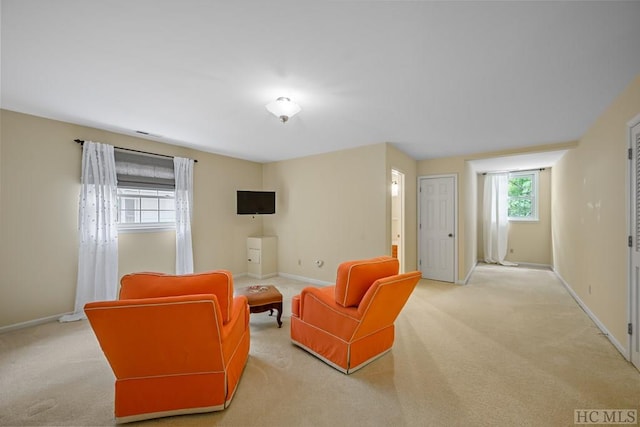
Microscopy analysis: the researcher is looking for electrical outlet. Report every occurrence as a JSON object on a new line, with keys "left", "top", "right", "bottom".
{"left": 298, "top": 259, "right": 301, "bottom": 266}
{"left": 589, "top": 285, "right": 592, "bottom": 294}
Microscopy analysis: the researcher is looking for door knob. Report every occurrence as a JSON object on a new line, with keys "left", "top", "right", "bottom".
{"left": 448, "top": 233, "right": 453, "bottom": 237}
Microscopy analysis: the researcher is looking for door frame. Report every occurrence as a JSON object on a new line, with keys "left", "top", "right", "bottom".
{"left": 628, "top": 112, "right": 640, "bottom": 369}
{"left": 391, "top": 169, "right": 405, "bottom": 273}
{"left": 418, "top": 174, "right": 458, "bottom": 283}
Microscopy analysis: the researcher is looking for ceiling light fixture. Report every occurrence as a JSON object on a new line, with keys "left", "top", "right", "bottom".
{"left": 265, "top": 97, "right": 301, "bottom": 123}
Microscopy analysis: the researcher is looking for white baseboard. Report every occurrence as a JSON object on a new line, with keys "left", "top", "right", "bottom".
{"left": 457, "top": 261, "right": 478, "bottom": 285}
{"left": 515, "top": 262, "right": 552, "bottom": 270}
{"left": 277, "top": 272, "right": 332, "bottom": 287}
{"left": 0, "top": 312, "right": 72, "bottom": 335}
{"left": 552, "top": 268, "right": 628, "bottom": 360}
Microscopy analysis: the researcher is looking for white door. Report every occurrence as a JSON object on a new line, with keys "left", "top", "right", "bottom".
{"left": 629, "top": 115, "right": 640, "bottom": 370}
{"left": 419, "top": 176, "right": 456, "bottom": 282}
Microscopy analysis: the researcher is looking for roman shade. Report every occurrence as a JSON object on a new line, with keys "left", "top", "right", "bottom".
{"left": 114, "top": 149, "right": 175, "bottom": 190}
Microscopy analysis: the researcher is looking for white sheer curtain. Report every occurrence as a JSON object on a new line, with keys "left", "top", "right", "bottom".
{"left": 174, "top": 157, "right": 194, "bottom": 274}
{"left": 60, "top": 141, "right": 119, "bottom": 322}
{"left": 483, "top": 173, "right": 517, "bottom": 266}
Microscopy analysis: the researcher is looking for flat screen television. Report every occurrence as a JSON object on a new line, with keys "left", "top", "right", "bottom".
{"left": 237, "top": 191, "right": 276, "bottom": 215}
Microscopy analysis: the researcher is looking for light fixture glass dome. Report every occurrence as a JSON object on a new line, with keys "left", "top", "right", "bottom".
{"left": 265, "top": 97, "right": 301, "bottom": 123}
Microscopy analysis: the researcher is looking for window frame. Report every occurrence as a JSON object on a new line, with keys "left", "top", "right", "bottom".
{"left": 507, "top": 170, "right": 539, "bottom": 222}
{"left": 116, "top": 187, "right": 176, "bottom": 233}
{"left": 116, "top": 186, "right": 176, "bottom": 232}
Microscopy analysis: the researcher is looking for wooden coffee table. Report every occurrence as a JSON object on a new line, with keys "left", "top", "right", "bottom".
{"left": 235, "top": 285, "right": 283, "bottom": 328}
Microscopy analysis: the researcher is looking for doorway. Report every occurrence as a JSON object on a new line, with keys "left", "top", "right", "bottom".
{"left": 419, "top": 175, "right": 456, "bottom": 282}
{"left": 391, "top": 170, "right": 405, "bottom": 273}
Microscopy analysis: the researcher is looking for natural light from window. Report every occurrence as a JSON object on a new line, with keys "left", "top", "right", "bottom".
{"left": 117, "top": 188, "right": 175, "bottom": 230}
{"left": 508, "top": 171, "right": 538, "bottom": 221}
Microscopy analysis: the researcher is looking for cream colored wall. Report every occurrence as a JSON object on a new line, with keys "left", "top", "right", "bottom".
{"left": 552, "top": 74, "right": 640, "bottom": 351}
{"left": 477, "top": 169, "right": 552, "bottom": 265}
{"left": 387, "top": 144, "right": 418, "bottom": 272}
{"left": 191, "top": 151, "right": 264, "bottom": 274}
{"left": 263, "top": 143, "right": 389, "bottom": 282}
{"left": 463, "top": 161, "right": 478, "bottom": 281}
{"left": 118, "top": 145, "right": 268, "bottom": 277}
{"left": 1, "top": 110, "right": 80, "bottom": 327}
{"left": 0, "top": 110, "right": 262, "bottom": 327}
{"left": 418, "top": 143, "right": 576, "bottom": 282}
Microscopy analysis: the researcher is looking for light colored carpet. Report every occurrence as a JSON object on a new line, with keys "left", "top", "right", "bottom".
{"left": 0, "top": 264, "right": 638, "bottom": 426}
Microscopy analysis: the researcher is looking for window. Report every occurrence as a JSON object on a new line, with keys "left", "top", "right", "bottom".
{"left": 117, "top": 188, "right": 175, "bottom": 228}
{"left": 115, "top": 150, "right": 176, "bottom": 231}
{"left": 508, "top": 171, "right": 538, "bottom": 221}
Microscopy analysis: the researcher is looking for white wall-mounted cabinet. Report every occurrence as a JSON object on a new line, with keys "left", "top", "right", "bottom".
{"left": 247, "top": 236, "right": 277, "bottom": 279}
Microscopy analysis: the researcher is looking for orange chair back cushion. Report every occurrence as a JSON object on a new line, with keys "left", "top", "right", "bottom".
{"left": 334, "top": 256, "right": 399, "bottom": 307}
{"left": 120, "top": 270, "right": 234, "bottom": 323}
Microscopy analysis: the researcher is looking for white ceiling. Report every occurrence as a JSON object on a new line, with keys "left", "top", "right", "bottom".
{"left": 2, "top": 1, "right": 639, "bottom": 164}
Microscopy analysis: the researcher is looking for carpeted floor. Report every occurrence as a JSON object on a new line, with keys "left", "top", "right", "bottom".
{"left": 0, "top": 264, "right": 638, "bottom": 426}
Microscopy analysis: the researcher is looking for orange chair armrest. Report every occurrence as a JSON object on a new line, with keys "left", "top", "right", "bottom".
{"left": 220, "top": 296, "right": 248, "bottom": 339}
{"left": 220, "top": 295, "right": 249, "bottom": 364}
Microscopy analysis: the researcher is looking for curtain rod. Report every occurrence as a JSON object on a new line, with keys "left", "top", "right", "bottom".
{"left": 482, "top": 168, "right": 545, "bottom": 176}
{"left": 74, "top": 139, "right": 198, "bottom": 163}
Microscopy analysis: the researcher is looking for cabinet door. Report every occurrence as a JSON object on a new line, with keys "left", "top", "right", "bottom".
{"left": 248, "top": 248, "right": 261, "bottom": 264}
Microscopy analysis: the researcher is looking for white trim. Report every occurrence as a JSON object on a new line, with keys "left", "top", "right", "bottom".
{"left": 116, "top": 404, "right": 224, "bottom": 424}
{"left": 627, "top": 113, "right": 640, "bottom": 128}
{"left": 290, "top": 339, "right": 391, "bottom": 374}
{"left": 391, "top": 168, "right": 406, "bottom": 273}
{"left": 277, "top": 272, "right": 332, "bottom": 287}
{"left": 347, "top": 348, "right": 391, "bottom": 374}
{"left": 417, "top": 174, "right": 458, "bottom": 283}
{"left": 514, "top": 262, "right": 552, "bottom": 270}
{"left": 0, "top": 312, "right": 73, "bottom": 334}
{"left": 553, "top": 268, "right": 627, "bottom": 358}
{"left": 118, "top": 223, "right": 176, "bottom": 233}
{"left": 457, "top": 261, "right": 478, "bottom": 285}
{"left": 627, "top": 112, "right": 640, "bottom": 367}
{"left": 247, "top": 272, "right": 278, "bottom": 279}
{"left": 291, "top": 340, "right": 349, "bottom": 374}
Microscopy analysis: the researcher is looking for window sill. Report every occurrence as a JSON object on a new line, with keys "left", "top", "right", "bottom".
{"left": 508, "top": 218, "right": 539, "bottom": 223}
{"left": 118, "top": 224, "right": 176, "bottom": 234}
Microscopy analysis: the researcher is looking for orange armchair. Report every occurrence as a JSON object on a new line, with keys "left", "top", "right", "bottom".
{"left": 84, "top": 270, "right": 250, "bottom": 423}
{"left": 290, "top": 256, "right": 421, "bottom": 374}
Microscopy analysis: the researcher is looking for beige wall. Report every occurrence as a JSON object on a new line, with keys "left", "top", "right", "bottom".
{"left": 263, "top": 143, "right": 389, "bottom": 283}
{"left": 5, "top": 70, "right": 636, "bottom": 338}
{"left": 552, "top": 74, "right": 640, "bottom": 351}
{"left": 418, "top": 143, "right": 576, "bottom": 282}
{"left": 463, "top": 161, "right": 478, "bottom": 281}
{"left": 1, "top": 110, "right": 80, "bottom": 327}
{"left": 120, "top": 149, "right": 264, "bottom": 277}
{"left": 0, "top": 110, "right": 262, "bottom": 327}
{"left": 477, "top": 168, "right": 552, "bottom": 265}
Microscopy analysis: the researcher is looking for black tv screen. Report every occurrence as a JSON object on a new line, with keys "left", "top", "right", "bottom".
{"left": 237, "top": 191, "right": 276, "bottom": 215}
